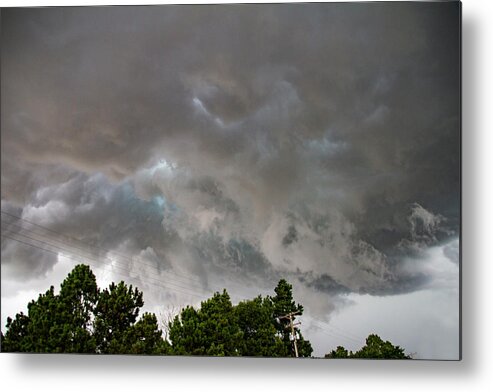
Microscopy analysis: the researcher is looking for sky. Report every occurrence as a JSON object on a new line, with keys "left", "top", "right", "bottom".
{"left": 0, "top": 2, "right": 460, "bottom": 359}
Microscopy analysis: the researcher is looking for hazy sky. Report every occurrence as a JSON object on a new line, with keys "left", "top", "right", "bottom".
{"left": 1, "top": 2, "right": 460, "bottom": 359}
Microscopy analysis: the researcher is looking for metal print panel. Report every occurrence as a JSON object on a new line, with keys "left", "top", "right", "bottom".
{"left": 0, "top": 1, "right": 461, "bottom": 359}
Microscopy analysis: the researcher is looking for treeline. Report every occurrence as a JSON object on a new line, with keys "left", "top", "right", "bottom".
{"left": 1, "top": 265, "right": 164, "bottom": 354}
{"left": 1, "top": 264, "right": 410, "bottom": 358}
{"left": 0, "top": 264, "right": 311, "bottom": 356}
{"left": 325, "top": 335, "right": 410, "bottom": 359}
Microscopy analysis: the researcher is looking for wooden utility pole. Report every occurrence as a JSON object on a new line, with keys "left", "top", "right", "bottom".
{"left": 279, "top": 311, "right": 301, "bottom": 358}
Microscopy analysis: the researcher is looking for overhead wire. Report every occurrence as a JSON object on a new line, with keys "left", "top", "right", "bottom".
{"left": 1, "top": 222, "right": 226, "bottom": 302}
{"left": 1, "top": 219, "right": 217, "bottom": 296}
{"left": 314, "top": 318, "right": 363, "bottom": 342}
{"left": 309, "top": 319, "right": 362, "bottom": 346}
{"left": 1, "top": 211, "right": 257, "bottom": 300}
{"left": 1, "top": 210, "right": 215, "bottom": 288}
{"left": 2, "top": 232, "right": 365, "bottom": 347}
{"left": 310, "top": 323, "right": 362, "bottom": 348}
{"left": 1, "top": 210, "right": 366, "bottom": 344}
{"left": 1, "top": 233, "right": 208, "bottom": 300}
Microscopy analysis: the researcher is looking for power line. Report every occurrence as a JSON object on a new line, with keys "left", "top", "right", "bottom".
{"left": 3, "top": 232, "right": 365, "bottom": 349}
{"left": 0, "top": 227, "right": 202, "bottom": 296}
{"left": 1, "top": 211, "right": 365, "bottom": 344}
{"left": 1, "top": 212, "right": 258, "bottom": 301}
{"left": 1, "top": 233, "right": 207, "bottom": 300}
{"left": 1, "top": 215, "right": 258, "bottom": 303}
{"left": 1, "top": 218, "right": 217, "bottom": 294}
{"left": 311, "top": 323, "right": 362, "bottom": 350}
{"left": 1, "top": 233, "right": 209, "bottom": 300}
{"left": 279, "top": 310, "right": 301, "bottom": 357}
{"left": 310, "top": 319, "right": 362, "bottom": 346}
{"left": 1, "top": 210, "right": 212, "bottom": 288}
{"left": 1, "top": 211, "right": 264, "bottom": 304}
{"left": 314, "top": 318, "right": 363, "bottom": 342}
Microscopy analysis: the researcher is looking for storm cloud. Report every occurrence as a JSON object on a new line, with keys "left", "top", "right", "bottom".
{"left": 1, "top": 2, "right": 460, "bottom": 326}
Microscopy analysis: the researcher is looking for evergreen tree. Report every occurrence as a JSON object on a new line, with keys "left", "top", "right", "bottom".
{"left": 4, "top": 265, "right": 99, "bottom": 353}
{"left": 325, "top": 345, "right": 351, "bottom": 358}
{"left": 121, "top": 312, "right": 169, "bottom": 355}
{"left": 94, "top": 281, "right": 144, "bottom": 353}
{"left": 24, "top": 286, "right": 59, "bottom": 352}
{"left": 2, "top": 312, "right": 30, "bottom": 352}
{"left": 167, "top": 306, "right": 201, "bottom": 355}
{"left": 2, "top": 264, "right": 165, "bottom": 354}
{"left": 169, "top": 290, "right": 243, "bottom": 356}
{"left": 235, "top": 296, "right": 287, "bottom": 357}
{"left": 324, "top": 334, "right": 411, "bottom": 359}
{"left": 352, "top": 334, "right": 410, "bottom": 359}
{"left": 168, "top": 279, "right": 313, "bottom": 357}
{"left": 271, "top": 279, "right": 313, "bottom": 357}
{"left": 56, "top": 265, "right": 98, "bottom": 352}
{"left": 2, "top": 267, "right": 315, "bottom": 358}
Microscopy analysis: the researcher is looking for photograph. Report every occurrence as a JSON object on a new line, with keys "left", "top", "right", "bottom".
{"left": 1, "top": 1, "right": 461, "bottom": 360}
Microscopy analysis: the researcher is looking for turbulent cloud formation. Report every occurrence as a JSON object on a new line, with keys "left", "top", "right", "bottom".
{"left": 1, "top": 2, "right": 460, "bottom": 331}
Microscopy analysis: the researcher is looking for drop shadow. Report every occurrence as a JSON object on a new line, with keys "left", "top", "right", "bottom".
{"left": 2, "top": 4, "right": 478, "bottom": 381}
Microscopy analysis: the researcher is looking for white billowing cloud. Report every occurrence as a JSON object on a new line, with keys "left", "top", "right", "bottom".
{"left": 260, "top": 210, "right": 391, "bottom": 293}
{"left": 397, "top": 237, "right": 460, "bottom": 291}
{"left": 22, "top": 200, "right": 71, "bottom": 226}
{"left": 307, "top": 237, "right": 460, "bottom": 359}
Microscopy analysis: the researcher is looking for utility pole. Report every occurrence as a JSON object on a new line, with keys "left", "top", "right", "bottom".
{"left": 279, "top": 310, "right": 301, "bottom": 358}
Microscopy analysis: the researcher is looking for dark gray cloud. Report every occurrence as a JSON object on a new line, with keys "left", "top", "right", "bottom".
{"left": 1, "top": 3, "right": 460, "bottom": 318}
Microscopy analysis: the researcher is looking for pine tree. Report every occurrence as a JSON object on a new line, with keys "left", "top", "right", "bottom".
{"left": 325, "top": 334, "right": 411, "bottom": 359}
{"left": 94, "top": 281, "right": 144, "bottom": 353}
{"left": 235, "top": 296, "right": 287, "bottom": 356}
{"left": 271, "top": 279, "right": 313, "bottom": 357}
{"left": 169, "top": 290, "right": 243, "bottom": 356}
{"left": 1, "top": 264, "right": 165, "bottom": 354}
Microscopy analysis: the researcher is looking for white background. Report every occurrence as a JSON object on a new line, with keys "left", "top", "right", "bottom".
{"left": 0, "top": 0, "right": 491, "bottom": 391}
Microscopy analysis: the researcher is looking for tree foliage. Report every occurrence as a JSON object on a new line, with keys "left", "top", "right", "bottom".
{"left": 235, "top": 296, "right": 286, "bottom": 357}
{"left": 352, "top": 334, "right": 410, "bottom": 359}
{"left": 168, "top": 290, "right": 243, "bottom": 356}
{"left": 120, "top": 312, "right": 169, "bottom": 355}
{"left": 271, "top": 279, "right": 313, "bottom": 357}
{"left": 325, "top": 334, "right": 411, "bottom": 359}
{"left": 325, "top": 345, "right": 350, "bottom": 358}
{"left": 56, "top": 265, "right": 98, "bottom": 352}
{"left": 1, "top": 264, "right": 165, "bottom": 354}
{"left": 3, "top": 266, "right": 99, "bottom": 353}
{"left": 94, "top": 281, "right": 144, "bottom": 354}
{"left": 168, "top": 279, "right": 313, "bottom": 357}
{"left": 2, "top": 264, "right": 409, "bottom": 358}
